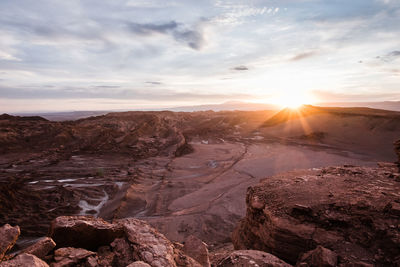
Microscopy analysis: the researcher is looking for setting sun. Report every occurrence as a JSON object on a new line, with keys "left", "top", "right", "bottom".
{"left": 271, "top": 91, "right": 315, "bottom": 109}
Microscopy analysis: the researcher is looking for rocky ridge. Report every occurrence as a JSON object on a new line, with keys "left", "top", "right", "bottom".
{"left": 232, "top": 161, "right": 400, "bottom": 266}
{"left": 0, "top": 216, "right": 291, "bottom": 267}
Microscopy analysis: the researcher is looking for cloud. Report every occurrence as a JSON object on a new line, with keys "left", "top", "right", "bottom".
{"left": 145, "top": 81, "right": 162, "bottom": 85}
{"left": 290, "top": 52, "right": 316, "bottom": 61}
{"left": 379, "top": 50, "right": 400, "bottom": 62}
{"left": 312, "top": 90, "right": 400, "bottom": 102}
{"left": 126, "top": 20, "right": 207, "bottom": 50}
{"left": 232, "top": 65, "right": 249, "bottom": 71}
{"left": 0, "top": 85, "right": 252, "bottom": 101}
{"left": 127, "top": 21, "right": 178, "bottom": 35}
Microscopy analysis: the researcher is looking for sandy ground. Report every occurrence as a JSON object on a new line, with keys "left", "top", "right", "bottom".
{"left": 102, "top": 140, "right": 378, "bottom": 247}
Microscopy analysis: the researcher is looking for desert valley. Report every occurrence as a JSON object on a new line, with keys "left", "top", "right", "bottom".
{"left": 1, "top": 105, "right": 400, "bottom": 266}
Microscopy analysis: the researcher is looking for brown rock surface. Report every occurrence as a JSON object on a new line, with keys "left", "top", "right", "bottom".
{"left": 126, "top": 261, "right": 151, "bottom": 267}
{"left": 118, "top": 218, "right": 178, "bottom": 267}
{"left": 232, "top": 164, "right": 400, "bottom": 266}
{"left": 395, "top": 139, "right": 400, "bottom": 166}
{"left": 52, "top": 247, "right": 95, "bottom": 267}
{"left": 0, "top": 224, "right": 20, "bottom": 260}
{"left": 110, "top": 237, "right": 134, "bottom": 267}
{"left": 296, "top": 246, "right": 337, "bottom": 267}
{"left": 216, "top": 250, "right": 292, "bottom": 267}
{"left": 182, "top": 235, "right": 210, "bottom": 267}
{"left": 23, "top": 237, "right": 56, "bottom": 259}
{"left": 0, "top": 253, "right": 49, "bottom": 267}
{"left": 49, "top": 216, "right": 124, "bottom": 250}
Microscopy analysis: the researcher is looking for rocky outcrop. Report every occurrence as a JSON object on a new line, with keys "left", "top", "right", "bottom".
{"left": 49, "top": 216, "right": 124, "bottom": 250}
{"left": 1, "top": 216, "right": 205, "bottom": 267}
{"left": 23, "top": 237, "right": 56, "bottom": 260}
{"left": 216, "top": 250, "right": 292, "bottom": 267}
{"left": 0, "top": 224, "right": 20, "bottom": 260}
{"left": 0, "top": 253, "right": 49, "bottom": 267}
{"left": 233, "top": 164, "right": 400, "bottom": 266}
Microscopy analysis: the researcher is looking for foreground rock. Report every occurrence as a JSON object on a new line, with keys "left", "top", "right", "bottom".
{"left": 0, "top": 224, "right": 20, "bottom": 260}
{"left": 0, "top": 253, "right": 48, "bottom": 267}
{"left": 183, "top": 235, "right": 210, "bottom": 267}
{"left": 233, "top": 164, "right": 400, "bottom": 266}
{"left": 120, "top": 218, "right": 178, "bottom": 267}
{"left": 217, "top": 250, "right": 292, "bottom": 267}
{"left": 297, "top": 246, "right": 337, "bottom": 267}
{"left": 52, "top": 247, "right": 95, "bottom": 267}
{"left": 23, "top": 237, "right": 56, "bottom": 260}
{"left": 1, "top": 216, "right": 206, "bottom": 267}
{"left": 49, "top": 216, "right": 124, "bottom": 250}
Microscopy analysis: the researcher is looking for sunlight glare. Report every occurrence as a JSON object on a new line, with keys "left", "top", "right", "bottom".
{"left": 271, "top": 90, "right": 315, "bottom": 109}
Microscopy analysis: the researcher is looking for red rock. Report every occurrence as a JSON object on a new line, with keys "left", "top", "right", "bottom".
{"left": 117, "top": 218, "right": 177, "bottom": 267}
{"left": 216, "top": 250, "right": 292, "bottom": 267}
{"left": 394, "top": 140, "right": 400, "bottom": 167}
{"left": 183, "top": 235, "right": 210, "bottom": 267}
{"left": 232, "top": 165, "right": 400, "bottom": 265}
{"left": 126, "top": 261, "right": 151, "bottom": 267}
{"left": 297, "top": 246, "right": 337, "bottom": 267}
{"left": 49, "top": 216, "right": 124, "bottom": 251}
{"left": 52, "top": 247, "right": 95, "bottom": 267}
{"left": 0, "top": 253, "right": 48, "bottom": 267}
{"left": 0, "top": 224, "right": 20, "bottom": 260}
{"left": 110, "top": 238, "right": 134, "bottom": 267}
{"left": 23, "top": 237, "right": 56, "bottom": 259}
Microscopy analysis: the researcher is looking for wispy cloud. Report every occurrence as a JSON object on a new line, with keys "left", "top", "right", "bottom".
{"left": 290, "top": 52, "right": 316, "bottom": 61}
{"left": 232, "top": 65, "right": 249, "bottom": 71}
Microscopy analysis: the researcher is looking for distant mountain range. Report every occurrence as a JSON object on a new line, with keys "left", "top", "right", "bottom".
{"left": 10, "top": 101, "right": 400, "bottom": 121}
{"left": 316, "top": 101, "right": 400, "bottom": 111}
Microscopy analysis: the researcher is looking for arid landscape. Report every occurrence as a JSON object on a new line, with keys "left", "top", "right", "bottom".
{"left": 1, "top": 0, "right": 400, "bottom": 265}
{"left": 1, "top": 106, "right": 400, "bottom": 266}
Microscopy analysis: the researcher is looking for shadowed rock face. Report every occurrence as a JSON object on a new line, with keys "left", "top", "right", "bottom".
{"left": 49, "top": 216, "right": 124, "bottom": 251}
{"left": 232, "top": 164, "right": 400, "bottom": 266}
{"left": 395, "top": 139, "right": 400, "bottom": 167}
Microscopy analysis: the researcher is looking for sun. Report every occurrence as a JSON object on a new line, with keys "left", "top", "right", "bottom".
{"left": 272, "top": 91, "right": 315, "bottom": 109}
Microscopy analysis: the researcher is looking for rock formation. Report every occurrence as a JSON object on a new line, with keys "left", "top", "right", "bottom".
{"left": 233, "top": 163, "right": 400, "bottom": 266}
{"left": 0, "top": 253, "right": 49, "bottom": 267}
{"left": 0, "top": 216, "right": 206, "bottom": 267}
{"left": 0, "top": 224, "right": 20, "bottom": 260}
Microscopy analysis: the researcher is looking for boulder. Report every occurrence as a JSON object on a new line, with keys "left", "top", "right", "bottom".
{"left": 110, "top": 238, "right": 134, "bottom": 267}
{"left": 232, "top": 165, "right": 400, "bottom": 265}
{"left": 23, "top": 237, "right": 56, "bottom": 259}
{"left": 0, "top": 253, "right": 48, "bottom": 267}
{"left": 49, "top": 216, "right": 124, "bottom": 250}
{"left": 51, "top": 247, "right": 95, "bottom": 267}
{"left": 117, "top": 218, "right": 177, "bottom": 267}
{"left": 0, "top": 224, "right": 20, "bottom": 260}
{"left": 182, "top": 235, "right": 210, "bottom": 267}
{"left": 173, "top": 247, "right": 203, "bottom": 267}
{"left": 217, "top": 250, "right": 292, "bottom": 267}
{"left": 296, "top": 246, "right": 337, "bottom": 267}
{"left": 126, "top": 262, "right": 151, "bottom": 267}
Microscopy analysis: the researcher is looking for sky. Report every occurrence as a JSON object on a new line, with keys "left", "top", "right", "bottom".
{"left": 0, "top": 0, "right": 399, "bottom": 112}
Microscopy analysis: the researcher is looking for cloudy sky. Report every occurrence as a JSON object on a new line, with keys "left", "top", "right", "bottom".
{"left": 0, "top": 0, "right": 399, "bottom": 112}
